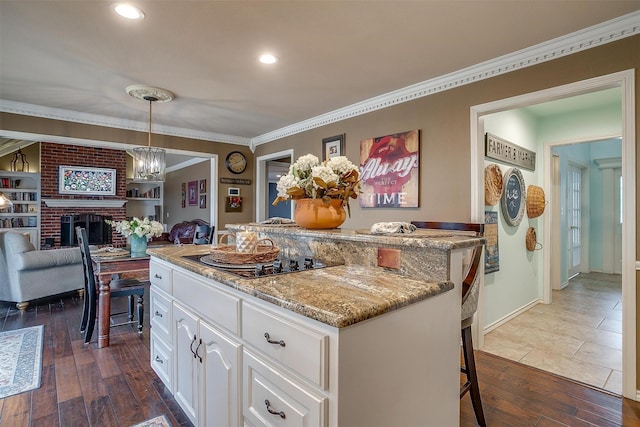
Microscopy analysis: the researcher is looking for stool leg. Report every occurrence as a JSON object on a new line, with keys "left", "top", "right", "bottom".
{"left": 128, "top": 295, "right": 134, "bottom": 321}
{"left": 136, "top": 294, "right": 144, "bottom": 334}
{"left": 462, "top": 325, "right": 486, "bottom": 427}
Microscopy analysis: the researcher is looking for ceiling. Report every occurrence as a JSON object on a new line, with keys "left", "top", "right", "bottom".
{"left": 0, "top": 1, "right": 638, "bottom": 150}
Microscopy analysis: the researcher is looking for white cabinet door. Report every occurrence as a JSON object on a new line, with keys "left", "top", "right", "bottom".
{"left": 174, "top": 303, "right": 199, "bottom": 426}
{"left": 200, "top": 320, "right": 242, "bottom": 427}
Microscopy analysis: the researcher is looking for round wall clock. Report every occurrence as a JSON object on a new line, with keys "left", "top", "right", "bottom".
{"left": 501, "top": 167, "right": 525, "bottom": 226}
{"left": 225, "top": 151, "right": 247, "bottom": 174}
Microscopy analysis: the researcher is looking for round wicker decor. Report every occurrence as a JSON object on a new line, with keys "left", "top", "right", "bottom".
{"left": 526, "top": 185, "right": 546, "bottom": 219}
{"left": 525, "top": 227, "right": 542, "bottom": 251}
{"left": 209, "top": 238, "right": 279, "bottom": 264}
{"left": 484, "top": 164, "right": 503, "bottom": 206}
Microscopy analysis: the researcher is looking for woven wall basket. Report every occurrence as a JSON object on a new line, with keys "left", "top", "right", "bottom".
{"left": 484, "top": 164, "right": 503, "bottom": 206}
{"left": 525, "top": 227, "right": 543, "bottom": 251}
{"left": 526, "top": 185, "right": 546, "bottom": 218}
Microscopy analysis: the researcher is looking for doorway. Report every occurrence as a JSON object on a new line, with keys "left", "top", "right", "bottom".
{"left": 255, "top": 149, "right": 294, "bottom": 222}
{"left": 470, "top": 70, "right": 636, "bottom": 399}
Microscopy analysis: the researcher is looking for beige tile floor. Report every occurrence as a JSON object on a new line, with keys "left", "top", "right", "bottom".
{"left": 482, "top": 272, "right": 623, "bottom": 394}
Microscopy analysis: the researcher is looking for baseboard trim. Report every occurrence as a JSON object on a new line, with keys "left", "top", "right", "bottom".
{"left": 483, "top": 299, "right": 542, "bottom": 334}
{"left": 553, "top": 280, "right": 569, "bottom": 291}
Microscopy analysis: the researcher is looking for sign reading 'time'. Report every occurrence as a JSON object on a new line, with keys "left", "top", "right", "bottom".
{"left": 485, "top": 133, "right": 536, "bottom": 171}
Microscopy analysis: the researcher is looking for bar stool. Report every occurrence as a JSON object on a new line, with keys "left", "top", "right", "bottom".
{"left": 411, "top": 221, "right": 486, "bottom": 427}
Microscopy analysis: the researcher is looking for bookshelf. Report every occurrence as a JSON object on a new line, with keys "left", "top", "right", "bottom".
{"left": 126, "top": 180, "right": 163, "bottom": 222}
{"left": 0, "top": 171, "right": 41, "bottom": 247}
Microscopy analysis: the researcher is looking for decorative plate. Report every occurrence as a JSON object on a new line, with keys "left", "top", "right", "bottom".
{"left": 501, "top": 168, "right": 525, "bottom": 227}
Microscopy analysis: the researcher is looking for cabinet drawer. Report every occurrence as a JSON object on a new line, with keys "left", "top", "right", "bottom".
{"left": 242, "top": 303, "right": 328, "bottom": 389}
{"left": 150, "top": 288, "right": 172, "bottom": 343}
{"left": 173, "top": 270, "right": 240, "bottom": 335}
{"left": 150, "top": 334, "right": 173, "bottom": 392}
{"left": 243, "top": 350, "right": 327, "bottom": 427}
{"left": 150, "top": 261, "right": 172, "bottom": 293}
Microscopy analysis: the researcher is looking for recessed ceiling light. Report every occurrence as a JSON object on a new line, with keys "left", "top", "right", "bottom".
{"left": 113, "top": 3, "right": 145, "bottom": 20}
{"left": 259, "top": 54, "right": 279, "bottom": 65}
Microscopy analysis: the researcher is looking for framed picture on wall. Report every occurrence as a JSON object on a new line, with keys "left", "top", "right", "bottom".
{"left": 225, "top": 196, "right": 242, "bottom": 212}
{"left": 359, "top": 130, "right": 420, "bottom": 208}
{"left": 188, "top": 180, "right": 197, "bottom": 206}
{"left": 199, "top": 194, "right": 206, "bottom": 209}
{"left": 199, "top": 179, "right": 206, "bottom": 193}
{"left": 484, "top": 211, "right": 499, "bottom": 273}
{"left": 322, "top": 134, "right": 345, "bottom": 161}
{"left": 59, "top": 166, "right": 116, "bottom": 195}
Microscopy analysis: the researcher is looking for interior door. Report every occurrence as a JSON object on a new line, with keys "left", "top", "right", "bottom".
{"left": 614, "top": 168, "right": 622, "bottom": 274}
{"left": 567, "top": 163, "right": 582, "bottom": 279}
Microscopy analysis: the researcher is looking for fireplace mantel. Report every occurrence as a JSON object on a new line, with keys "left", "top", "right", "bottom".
{"left": 43, "top": 199, "right": 127, "bottom": 208}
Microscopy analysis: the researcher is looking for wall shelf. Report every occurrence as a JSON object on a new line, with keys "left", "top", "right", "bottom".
{"left": 0, "top": 171, "right": 41, "bottom": 246}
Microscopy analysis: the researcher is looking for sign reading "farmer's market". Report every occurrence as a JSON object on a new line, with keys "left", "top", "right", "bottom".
{"left": 485, "top": 133, "right": 536, "bottom": 171}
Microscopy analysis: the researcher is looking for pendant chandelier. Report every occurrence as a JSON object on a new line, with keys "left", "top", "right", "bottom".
{"left": 126, "top": 85, "right": 174, "bottom": 182}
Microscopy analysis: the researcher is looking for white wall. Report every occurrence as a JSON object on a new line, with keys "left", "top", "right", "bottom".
{"left": 483, "top": 108, "right": 542, "bottom": 327}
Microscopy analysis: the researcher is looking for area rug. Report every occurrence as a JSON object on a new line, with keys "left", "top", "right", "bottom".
{"left": 130, "top": 414, "right": 171, "bottom": 427}
{"left": 0, "top": 325, "right": 44, "bottom": 399}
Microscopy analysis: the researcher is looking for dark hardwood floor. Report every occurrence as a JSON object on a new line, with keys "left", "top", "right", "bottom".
{"left": 460, "top": 352, "right": 640, "bottom": 426}
{"left": 1, "top": 290, "right": 639, "bottom": 426}
{"left": 0, "top": 286, "right": 191, "bottom": 427}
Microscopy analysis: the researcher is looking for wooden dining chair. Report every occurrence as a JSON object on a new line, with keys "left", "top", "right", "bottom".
{"left": 76, "top": 227, "right": 147, "bottom": 345}
{"left": 193, "top": 224, "right": 214, "bottom": 245}
{"left": 411, "top": 221, "right": 487, "bottom": 427}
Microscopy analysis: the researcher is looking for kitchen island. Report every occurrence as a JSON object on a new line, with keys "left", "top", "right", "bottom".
{"left": 147, "top": 225, "right": 484, "bottom": 427}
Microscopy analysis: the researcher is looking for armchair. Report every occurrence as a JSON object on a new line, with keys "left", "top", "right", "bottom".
{"left": 0, "top": 230, "right": 84, "bottom": 311}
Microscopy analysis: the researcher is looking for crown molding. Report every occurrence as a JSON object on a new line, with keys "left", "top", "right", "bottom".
{"left": 251, "top": 10, "right": 640, "bottom": 148}
{"left": 0, "top": 100, "right": 251, "bottom": 146}
{"left": 594, "top": 157, "right": 623, "bottom": 169}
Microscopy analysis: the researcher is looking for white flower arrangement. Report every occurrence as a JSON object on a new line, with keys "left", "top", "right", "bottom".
{"left": 106, "top": 216, "right": 164, "bottom": 241}
{"left": 273, "top": 154, "right": 360, "bottom": 216}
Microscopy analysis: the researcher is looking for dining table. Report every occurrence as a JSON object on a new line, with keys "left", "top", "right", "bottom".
{"left": 90, "top": 253, "right": 150, "bottom": 348}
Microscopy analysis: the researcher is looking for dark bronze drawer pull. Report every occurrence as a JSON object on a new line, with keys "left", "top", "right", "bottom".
{"left": 154, "top": 273, "right": 162, "bottom": 279}
{"left": 195, "top": 338, "right": 203, "bottom": 363}
{"left": 155, "top": 355, "right": 163, "bottom": 364}
{"left": 154, "top": 310, "right": 163, "bottom": 317}
{"left": 264, "top": 399, "right": 286, "bottom": 419}
{"left": 190, "top": 334, "right": 197, "bottom": 358}
{"left": 264, "top": 332, "right": 285, "bottom": 347}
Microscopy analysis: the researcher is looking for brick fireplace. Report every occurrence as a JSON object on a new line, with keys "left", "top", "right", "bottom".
{"left": 40, "top": 142, "right": 128, "bottom": 248}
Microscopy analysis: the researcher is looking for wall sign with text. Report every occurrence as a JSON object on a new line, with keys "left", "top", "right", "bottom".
{"left": 359, "top": 129, "right": 420, "bottom": 208}
{"left": 501, "top": 168, "right": 525, "bottom": 226}
{"left": 485, "top": 133, "right": 536, "bottom": 171}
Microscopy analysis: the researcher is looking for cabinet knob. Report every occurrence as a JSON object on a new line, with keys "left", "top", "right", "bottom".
{"left": 264, "top": 399, "right": 286, "bottom": 419}
{"left": 155, "top": 355, "right": 163, "bottom": 364}
{"left": 264, "top": 332, "right": 285, "bottom": 347}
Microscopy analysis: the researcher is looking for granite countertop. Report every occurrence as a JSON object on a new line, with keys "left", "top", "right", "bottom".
{"left": 147, "top": 245, "right": 453, "bottom": 328}
{"left": 226, "top": 223, "right": 485, "bottom": 251}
